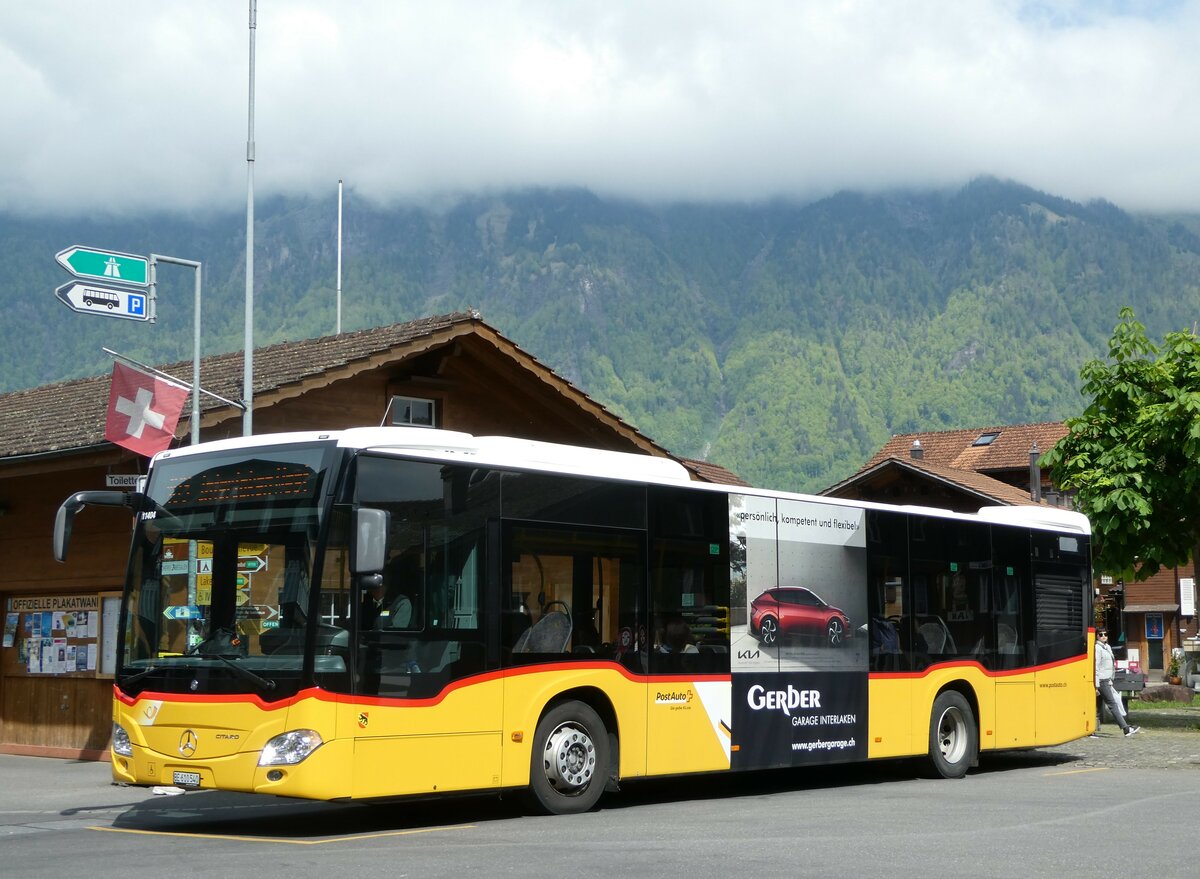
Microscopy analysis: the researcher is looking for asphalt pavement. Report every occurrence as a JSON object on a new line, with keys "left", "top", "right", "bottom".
{"left": 0, "top": 704, "right": 1195, "bottom": 838}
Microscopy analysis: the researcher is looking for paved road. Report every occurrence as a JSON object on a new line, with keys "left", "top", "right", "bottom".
{"left": 0, "top": 708, "right": 1195, "bottom": 879}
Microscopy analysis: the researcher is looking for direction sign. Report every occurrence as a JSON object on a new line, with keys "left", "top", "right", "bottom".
{"left": 163, "top": 605, "right": 203, "bottom": 620}
{"left": 55, "top": 280, "right": 149, "bottom": 321}
{"left": 235, "top": 604, "right": 278, "bottom": 621}
{"left": 237, "top": 556, "right": 266, "bottom": 574}
{"left": 56, "top": 245, "right": 148, "bottom": 286}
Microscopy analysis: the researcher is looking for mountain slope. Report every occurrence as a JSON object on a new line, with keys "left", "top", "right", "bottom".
{"left": 3, "top": 178, "right": 1198, "bottom": 493}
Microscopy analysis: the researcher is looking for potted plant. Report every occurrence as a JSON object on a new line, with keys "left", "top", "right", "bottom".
{"left": 1166, "top": 654, "right": 1182, "bottom": 685}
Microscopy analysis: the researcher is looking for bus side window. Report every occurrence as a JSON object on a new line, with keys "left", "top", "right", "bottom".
{"left": 503, "top": 524, "right": 643, "bottom": 667}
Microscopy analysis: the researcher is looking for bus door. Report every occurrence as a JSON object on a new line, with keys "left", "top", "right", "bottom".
{"left": 350, "top": 459, "right": 502, "bottom": 799}
{"left": 992, "top": 528, "right": 1035, "bottom": 747}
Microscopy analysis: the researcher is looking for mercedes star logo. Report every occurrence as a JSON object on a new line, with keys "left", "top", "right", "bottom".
{"left": 179, "top": 729, "right": 198, "bottom": 758}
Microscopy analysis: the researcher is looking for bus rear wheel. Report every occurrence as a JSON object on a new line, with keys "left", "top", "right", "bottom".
{"left": 926, "top": 691, "right": 976, "bottom": 779}
{"left": 528, "top": 701, "right": 609, "bottom": 815}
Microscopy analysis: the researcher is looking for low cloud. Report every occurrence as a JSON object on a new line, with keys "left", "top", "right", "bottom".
{"left": 2, "top": 1, "right": 1198, "bottom": 216}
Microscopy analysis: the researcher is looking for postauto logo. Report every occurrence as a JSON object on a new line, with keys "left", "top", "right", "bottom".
{"left": 746, "top": 684, "right": 821, "bottom": 716}
{"left": 655, "top": 688, "right": 695, "bottom": 705}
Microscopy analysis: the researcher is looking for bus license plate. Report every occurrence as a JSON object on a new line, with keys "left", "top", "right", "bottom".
{"left": 173, "top": 771, "right": 201, "bottom": 787}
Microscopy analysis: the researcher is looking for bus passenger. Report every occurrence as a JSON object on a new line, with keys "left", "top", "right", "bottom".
{"left": 661, "top": 618, "right": 699, "bottom": 654}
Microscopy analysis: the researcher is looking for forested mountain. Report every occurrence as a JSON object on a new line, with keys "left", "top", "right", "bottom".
{"left": 4, "top": 178, "right": 1200, "bottom": 493}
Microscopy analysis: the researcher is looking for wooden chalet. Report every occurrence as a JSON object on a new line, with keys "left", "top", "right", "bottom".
{"left": 0, "top": 311, "right": 742, "bottom": 759}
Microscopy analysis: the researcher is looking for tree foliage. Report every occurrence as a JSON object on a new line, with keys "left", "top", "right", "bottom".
{"left": 1043, "top": 307, "right": 1200, "bottom": 579}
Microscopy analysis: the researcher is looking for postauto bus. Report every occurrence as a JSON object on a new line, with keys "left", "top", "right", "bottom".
{"left": 53, "top": 427, "right": 1094, "bottom": 814}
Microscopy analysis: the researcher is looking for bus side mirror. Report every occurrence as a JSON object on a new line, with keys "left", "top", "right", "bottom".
{"left": 353, "top": 507, "right": 389, "bottom": 575}
{"left": 53, "top": 490, "right": 136, "bottom": 563}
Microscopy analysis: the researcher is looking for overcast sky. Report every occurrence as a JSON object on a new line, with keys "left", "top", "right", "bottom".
{"left": 3, "top": 1, "right": 1198, "bottom": 217}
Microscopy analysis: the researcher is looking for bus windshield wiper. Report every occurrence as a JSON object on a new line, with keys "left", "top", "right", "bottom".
{"left": 197, "top": 653, "right": 277, "bottom": 692}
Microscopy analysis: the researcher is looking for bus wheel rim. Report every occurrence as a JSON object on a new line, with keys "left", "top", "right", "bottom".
{"left": 938, "top": 706, "right": 967, "bottom": 763}
{"left": 544, "top": 722, "right": 596, "bottom": 793}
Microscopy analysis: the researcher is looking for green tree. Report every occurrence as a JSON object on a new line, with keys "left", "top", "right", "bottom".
{"left": 1043, "top": 307, "right": 1200, "bottom": 579}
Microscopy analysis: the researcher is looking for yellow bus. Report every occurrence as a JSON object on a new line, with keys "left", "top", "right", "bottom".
{"left": 53, "top": 427, "right": 1094, "bottom": 814}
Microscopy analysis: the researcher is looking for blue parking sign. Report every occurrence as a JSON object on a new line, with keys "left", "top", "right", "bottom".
{"left": 127, "top": 293, "right": 146, "bottom": 317}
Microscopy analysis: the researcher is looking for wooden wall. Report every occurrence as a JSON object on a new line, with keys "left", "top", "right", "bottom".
{"left": 0, "top": 456, "right": 131, "bottom": 757}
{"left": 0, "top": 337, "right": 660, "bottom": 758}
{"left": 0, "top": 677, "right": 112, "bottom": 758}
{"left": 0, "top": 457, "right": 137, "bottom": 592}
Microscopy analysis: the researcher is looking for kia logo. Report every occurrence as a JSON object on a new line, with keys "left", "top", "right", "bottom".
{"left": 179, "top": 729, "right": 198, "bottom": 757}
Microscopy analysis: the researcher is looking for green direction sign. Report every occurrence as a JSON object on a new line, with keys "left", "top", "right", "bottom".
{"left": 56, "top": 245, "right": 149, "bottom": 287}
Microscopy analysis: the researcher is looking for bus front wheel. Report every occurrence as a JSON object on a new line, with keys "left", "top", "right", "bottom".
{"left": 926, "top": 691, "right": 976, "bottom": 779}
{"left": 528, "top": 701, "right": 609, "bottom": 815}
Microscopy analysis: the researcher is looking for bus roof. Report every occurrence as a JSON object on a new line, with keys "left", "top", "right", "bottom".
{"left": 153, "top": 426, "right": 694, "bottom": 484}
{"left": 152, "top": 426, "right": 1090, "bottom": 535}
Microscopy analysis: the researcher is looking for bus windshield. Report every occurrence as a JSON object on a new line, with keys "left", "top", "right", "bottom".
{"left": 120, "top": 442, "right": 345, "bottom": 695}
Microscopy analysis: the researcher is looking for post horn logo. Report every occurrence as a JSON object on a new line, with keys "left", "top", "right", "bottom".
{"left": 178, "top": 729, "right": 198, "bottom": 757}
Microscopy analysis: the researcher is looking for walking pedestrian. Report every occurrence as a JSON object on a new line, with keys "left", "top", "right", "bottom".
{"left": 1095, "top": 629, "right": 1140, "bottom": 736}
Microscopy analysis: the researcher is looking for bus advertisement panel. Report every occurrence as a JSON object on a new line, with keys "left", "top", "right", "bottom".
{"left": 729, "top": 495, "right": 868, "bottom": 767}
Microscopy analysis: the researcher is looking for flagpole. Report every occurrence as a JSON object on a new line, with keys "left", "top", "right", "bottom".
{"left": 336, "top": 178, "right": 343, "bottom": 335}
{"left": 243, "top": 0, "right": 257, "bottom": 437}
{"left": 102, "top": 349, "right": 245, "bottom": 410}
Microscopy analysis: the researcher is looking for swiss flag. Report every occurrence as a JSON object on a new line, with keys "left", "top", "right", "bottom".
{"left": 104, "top": 361, "right": 190, "bottom": 457}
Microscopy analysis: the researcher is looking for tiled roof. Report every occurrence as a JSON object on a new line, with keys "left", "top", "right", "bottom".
{"left": 863, "top": 422, "right": 1068, "bottom": 473}
{"left": 0, "top": 312, "right": 666, "bottom": 461}
{"left": 680, "top": 458, "right": 751, "bottom": 487}
{"left": 823, "top": 455, "right": 1048, "bottom": 506}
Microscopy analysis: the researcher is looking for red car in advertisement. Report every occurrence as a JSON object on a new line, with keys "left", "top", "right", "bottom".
{"left": 750, "top": 586, "right": 851, "bottom": 647}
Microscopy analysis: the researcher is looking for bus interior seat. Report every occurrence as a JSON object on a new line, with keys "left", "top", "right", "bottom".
{"left": 514, "top": 610, "right": 572, "bottom": 653}
{"left": 998, "top": 623, "right": 1019, "bottom": 653}
{"left": 919, "top": 622, "right": 947, "bottom": 653}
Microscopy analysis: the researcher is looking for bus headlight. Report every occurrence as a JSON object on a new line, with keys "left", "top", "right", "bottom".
{"left": 259, "top": 729, "right": 323, "bottom": 766}
{"left": 112, "top": 722, "right": 133, "bottom": 757}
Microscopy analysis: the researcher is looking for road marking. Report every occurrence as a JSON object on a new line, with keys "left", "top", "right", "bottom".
{"left": 1042, "top": 767, "right": 1110, "bottom": 777}
{"left": 88, "top": 823, "right": 475, "bottom": 845}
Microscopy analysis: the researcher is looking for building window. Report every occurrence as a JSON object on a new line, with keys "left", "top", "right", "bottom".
{"left": 972, "top": 431, "right": 1001, "bottom": 446}
{"left": 388, "top": 395, "right": 437, "bottom": 427}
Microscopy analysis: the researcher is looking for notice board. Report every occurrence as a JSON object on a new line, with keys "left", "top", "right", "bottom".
{"left": 2, "top": 593, "right": 116, "bottom": 679}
